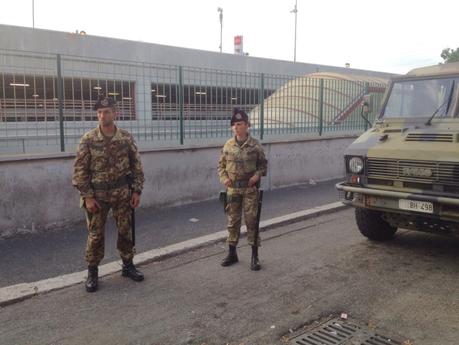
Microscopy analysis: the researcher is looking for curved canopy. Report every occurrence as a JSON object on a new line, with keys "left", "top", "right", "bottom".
{"left": 249, "top": 72, "right": 388, "bottom": 130}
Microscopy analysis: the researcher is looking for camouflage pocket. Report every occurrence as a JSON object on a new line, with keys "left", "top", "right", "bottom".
{"left": 89, "top": 143, "right": 104, "bottom": 152}
{"left": 226, "top": 157, "right": 237, "bottom": 173}
{"left": 243, "top": 159, "right": 257, "bottom": 173}
{"left": 227, "top": 194, "right": 243, "bottom": 203}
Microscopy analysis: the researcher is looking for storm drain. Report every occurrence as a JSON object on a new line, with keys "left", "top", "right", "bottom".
{"left": 289, "top": 318, "right": 404, "bottom": 345}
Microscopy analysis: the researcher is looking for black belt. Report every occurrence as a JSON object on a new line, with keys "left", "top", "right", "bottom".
{"left": 92, "top": 176, "right": 129, "bottom": 191}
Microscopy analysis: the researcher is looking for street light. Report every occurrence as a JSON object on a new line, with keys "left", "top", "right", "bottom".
{"left": 290, "top": 0, "right": 298, "bottom": 62}
{"left": 218, "top": 7, "right": 223, "bottom": 53}
{"left": 32, "top": 0, "right": 35, "bottom": 28}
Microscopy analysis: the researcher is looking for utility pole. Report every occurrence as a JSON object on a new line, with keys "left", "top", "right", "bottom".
{"left": 291, "top": 0, "right": 298, "bottom": 62}
{"left": 32, "top": 0, "right": 35, "bottom": 28}
{"left": 218, "top": 7, "right": 223, "bottom": 52}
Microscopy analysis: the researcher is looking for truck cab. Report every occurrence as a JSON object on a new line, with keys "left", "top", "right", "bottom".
{"left": 336, "top": 62, "right": 459, "bottom": 240}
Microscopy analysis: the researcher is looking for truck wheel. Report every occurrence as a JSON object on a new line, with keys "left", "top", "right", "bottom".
{"left": 355, "top": 208, "right": 397, "bottom": 241}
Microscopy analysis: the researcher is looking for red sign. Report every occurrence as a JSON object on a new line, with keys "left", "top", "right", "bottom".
{"left": 234, "top": 35, "right": 243, "bottom": 55}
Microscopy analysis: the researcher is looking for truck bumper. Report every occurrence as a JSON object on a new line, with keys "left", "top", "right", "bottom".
{"left": 336, "top": 182, "right": 459, "bottom": 232}
{"left": 335, "top": 182, "right": 459, "bottom": 207}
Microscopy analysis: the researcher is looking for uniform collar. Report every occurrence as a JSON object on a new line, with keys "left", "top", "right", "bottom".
{"left": 230, "top": 134, "right": 255, "bottom": 148}
{"left": 96, "top": 125, "right": 121, "bottom": 142}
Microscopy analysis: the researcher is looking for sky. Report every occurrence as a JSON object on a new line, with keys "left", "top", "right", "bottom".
{"left": 1, "top": 0, "right": 458, "bottom": 74}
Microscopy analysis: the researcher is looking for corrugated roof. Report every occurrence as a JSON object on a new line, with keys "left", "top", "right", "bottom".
{"left": 249, "top": 72, "right": 388, "bottom": 128}
{"left": 306, "top": 72, "right": 388, "bottom": 84}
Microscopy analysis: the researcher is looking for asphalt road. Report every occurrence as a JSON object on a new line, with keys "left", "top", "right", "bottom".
{"left": 0, "top": 178, "right": 341, "bottom": 288}
{"left": 1, "top": 209, "right": 458, "bottom": 345}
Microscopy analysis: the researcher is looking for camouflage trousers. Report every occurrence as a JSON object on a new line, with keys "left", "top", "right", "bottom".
{"left": 226, "top": 186, "right": 260, "bottom": 247}
{"left": 84, "top": 186, "right": 134, "bottom": 266}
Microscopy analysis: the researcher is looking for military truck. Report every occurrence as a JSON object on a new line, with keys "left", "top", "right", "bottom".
{"left": 336, "top": 61, "right": 459, "bottom": 240}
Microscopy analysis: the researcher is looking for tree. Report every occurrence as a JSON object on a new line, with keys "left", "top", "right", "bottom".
{"left": 440, "top": 48, "right": 459, "bottom": 63}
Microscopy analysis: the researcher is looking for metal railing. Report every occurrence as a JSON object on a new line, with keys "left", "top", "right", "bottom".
{"left": 0, "top": 49, "right": 387, "bottom": 154}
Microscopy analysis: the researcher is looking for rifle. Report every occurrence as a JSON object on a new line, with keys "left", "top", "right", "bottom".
{"left": 127, "top": 174, "right": 136, "bottom": 249}
{"left": 254, "top": 189, "right": 264, "bottom": 247}
{"left": 219, "top": 190, "right": 228, "bottom": 213}
{"left": 131, "top": 203, "right": 136, "bottom": 248}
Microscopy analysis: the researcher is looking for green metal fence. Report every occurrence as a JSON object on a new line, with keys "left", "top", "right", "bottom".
{"left": 0, "top": 49, "right": 387, "bottom": 155}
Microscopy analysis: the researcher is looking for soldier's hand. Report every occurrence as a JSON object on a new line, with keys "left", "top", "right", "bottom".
{"left": 85, "top": 197, "right": 101, "bottom": 213}
{"left": 248, "top": 174, "right": 260, "bottom": 187}
{"left": 224, "top": 179, "right": 232, "bottom": 187}
{"left": 131, "top": 192, "right": 141, "bottom": 208}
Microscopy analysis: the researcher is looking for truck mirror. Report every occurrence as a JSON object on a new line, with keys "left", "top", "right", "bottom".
{"left": 360, "top": 94, "right": 372, "bottom": 129}
{"left": 362, "top": 101, "right": 370, "bottom": 115}
{"left": 362, "top": 94, "right": 371, "bottom": 114}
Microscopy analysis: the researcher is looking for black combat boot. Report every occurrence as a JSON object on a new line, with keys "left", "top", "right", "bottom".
{"left": 250, "top": 246, "right": 261, "bottom": 271}
{"left": 122, "top": 260, "right": 144, "bottom": 281}
{"left": 221, "top": 245, "right": 238, "bottom": 267}
{"left": 86, "top": 265, "right": 98, "bottom": 292}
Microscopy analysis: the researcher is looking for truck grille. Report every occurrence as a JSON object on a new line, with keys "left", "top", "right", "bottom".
{"left": 367, "top": 158, "right": 459, "bottom": 185}
{"left": 405, "top": 133, "right": 455, "bottom": 142}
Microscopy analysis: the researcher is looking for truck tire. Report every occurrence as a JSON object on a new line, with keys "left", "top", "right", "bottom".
{"left": 355, "top": 208, "right": 397, "bottom": 241}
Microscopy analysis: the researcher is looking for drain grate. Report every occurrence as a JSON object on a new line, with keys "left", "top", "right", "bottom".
{"left": 290, "top": 318, "right": 403, "bottom": 345}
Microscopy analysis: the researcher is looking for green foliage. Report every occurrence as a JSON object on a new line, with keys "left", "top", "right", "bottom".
{"left": 440, "top": 48, "right": 459, "bottom": 63}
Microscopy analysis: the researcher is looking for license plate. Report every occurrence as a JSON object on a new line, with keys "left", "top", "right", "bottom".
{"left": 399, "top": 199, "right": 433, "bottom": 214}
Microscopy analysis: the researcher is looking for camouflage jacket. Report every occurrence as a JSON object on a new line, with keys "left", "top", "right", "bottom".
{"left": 217, "top": 135, "right": 268, "bottom": 184}
{"left": 72, "top": 126, "right": 145, "bottom": 198}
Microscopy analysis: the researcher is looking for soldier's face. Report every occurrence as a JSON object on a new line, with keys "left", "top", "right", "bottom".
{"left": 97, "top": 107, "right": 116, "bottom": 127}
{"left": 232, "top": 121, "right": 249, "bottom": 137}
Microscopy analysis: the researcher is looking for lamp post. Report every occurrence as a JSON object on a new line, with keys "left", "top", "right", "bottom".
{"left": 32, "top": 0, "right": 35, "bottom": 28}
{"left": 290, "top": 0, "right": 298, "bottom": 62}
{"left": 218, "top": 7, "right": 223, "bottom": 52}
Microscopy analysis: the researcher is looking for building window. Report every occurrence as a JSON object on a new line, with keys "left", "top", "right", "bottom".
{"left": 0, "top": 73, "right": 136, "bottom": 121}
{"left": 151, "top": 82, "right": 273, "bottom": 120}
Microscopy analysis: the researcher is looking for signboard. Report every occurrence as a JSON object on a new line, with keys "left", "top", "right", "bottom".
{"left": 234, "top": 35, "right": 243, "bottom": 55}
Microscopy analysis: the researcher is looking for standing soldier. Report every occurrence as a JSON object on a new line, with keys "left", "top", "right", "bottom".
{"left": 73, "top": 95, "right": 145, "bottom": 292}
{"left": 218, "top": 108, "right": 268, "bottom": 270}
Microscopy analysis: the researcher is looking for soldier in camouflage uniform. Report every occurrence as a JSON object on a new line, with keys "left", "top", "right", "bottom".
{"left": 72, "top": 95, "right": 145, "bottom": 292}
{"left": 218, "top": 108, "right": 268, "bottom": 271}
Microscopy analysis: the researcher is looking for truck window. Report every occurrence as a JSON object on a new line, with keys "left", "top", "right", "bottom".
{"left": 382, "top": 78, "right": 458, "bottom": 119}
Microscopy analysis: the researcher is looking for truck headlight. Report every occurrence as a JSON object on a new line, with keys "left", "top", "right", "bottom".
{"left": 348, "top": 157, "right": 364, "bottom": 173}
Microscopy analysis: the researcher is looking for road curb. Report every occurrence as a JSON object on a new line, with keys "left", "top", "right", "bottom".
{"left": 0, "top": 201, "right": 347, "bottom": 307}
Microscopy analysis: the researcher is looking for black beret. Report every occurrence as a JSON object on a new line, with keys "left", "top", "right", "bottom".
{"left": 230, "top": 108, "right": 248, "bottom": 126}
{"left": 93, "top": 94, "right": 117, "bottom": 111}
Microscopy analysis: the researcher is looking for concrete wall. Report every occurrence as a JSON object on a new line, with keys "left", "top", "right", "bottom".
{"left": 0, "top": 135, "right": 355, "bottom": 237}
{"left": 0, "top": 24, "right": 393, "bottom": 78}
